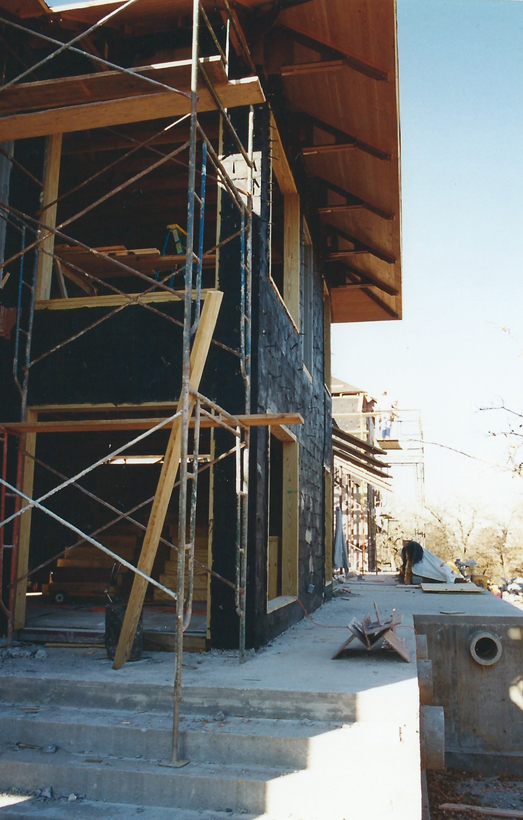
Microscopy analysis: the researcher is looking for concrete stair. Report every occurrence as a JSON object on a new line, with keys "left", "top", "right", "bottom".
{"left": 0, "top": 674, "right": 421, "bottom": 820}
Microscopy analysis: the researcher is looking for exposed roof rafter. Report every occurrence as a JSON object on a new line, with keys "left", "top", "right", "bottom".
{"left": 277, "top": 23, "right": 389, "bottom": 81}
{"left": 326, "top": 226, "right": 397, "bottom": 265}
{"left": 339, "top": 261, "right": 398, "bottom": 297}
{"left": 315, "top": 176, "right": 394, "bottom": 221}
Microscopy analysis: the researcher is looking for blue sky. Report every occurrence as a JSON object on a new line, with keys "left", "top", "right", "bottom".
{"left": 332, "top": 0, "right": 523, "bottom": 517}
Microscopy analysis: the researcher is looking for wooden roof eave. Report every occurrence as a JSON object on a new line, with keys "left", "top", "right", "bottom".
{"left": 270, "top": 0, "right": 402, "bottom": 324}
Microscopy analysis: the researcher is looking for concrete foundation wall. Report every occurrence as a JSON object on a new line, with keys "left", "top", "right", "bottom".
{"left": 414, "top": 614, "right": 523, "bottom": 769}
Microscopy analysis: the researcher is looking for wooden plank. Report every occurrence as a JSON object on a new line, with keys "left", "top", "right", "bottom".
{"left": 421, "top": 583, "right": 484, "bottom": 594}
{"left": 439, "top": 805, "right": 523, "bottom": 818}
{"left": 35, "top": 291, "right": 188, "bottom": 310}
{"left": 0, "top": 77, "right": 265, "bottom": 141}
{"left": 13, "top": 410, "right": 37, "bottom": 631}
{"left": 2, "top": 413, "right": 304, "bottom": 434}
{"left": 281, "top": 441, "right": 299, "bottom": 596}
{"left": 269, "top": 111, "right": 297, "bottom": 195}
{"left": 53, "top": 251, "right": 216, "bottom": 280}
{"left": 112, "top": 290, "right": 222, "bottom": 670}
{"left": 267, "top": 536, "right": 279, "bottom": 601}
{"left": 270, "top": 424, "right": 297, "bottom": 443}
{"left": 382, "top": 630, "right": 410, "bottom": 662}
{"left": 283, "top": 193, "right": 300, "bottom": 328}
{"left": 35, "top": 134, "right": 62, "bottom": 301}
{"left": 0, "top": 57, "right": 227, "bottom": 115}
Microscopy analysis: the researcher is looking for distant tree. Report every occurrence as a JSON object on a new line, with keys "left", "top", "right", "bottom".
{"left": 425, "top": 505, "right": 479, "bottom": 561}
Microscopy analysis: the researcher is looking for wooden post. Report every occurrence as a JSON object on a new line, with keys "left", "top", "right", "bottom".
{"left": 281, "top": 440, "right": 299, "bottom": 595}
{"left": 13, "top": 409, "right": 38, "bottom": 630}
{"left": 283, "top": 193, "right": 300, "bottom": 328}
{"left": 35, "top": 133, "right": 62, "bottom": 302}
{"left": 112, "top": 290, "right": 223, "bottom": 669}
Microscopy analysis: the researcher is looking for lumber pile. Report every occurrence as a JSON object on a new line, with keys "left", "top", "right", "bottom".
{"left": 154, "top": 523, "right": 209, "bottom": 602}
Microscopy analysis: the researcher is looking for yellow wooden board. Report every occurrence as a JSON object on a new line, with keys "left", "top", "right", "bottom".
{"left": 421, "top": 583, "right": 485, "bottom": 594}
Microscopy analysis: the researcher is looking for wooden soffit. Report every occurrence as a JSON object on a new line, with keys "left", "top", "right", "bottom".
{"left": 269, "top": 0, "right": 402, "bottom": 324}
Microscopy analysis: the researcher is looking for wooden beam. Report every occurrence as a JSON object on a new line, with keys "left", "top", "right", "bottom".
{"left": 1, "top": 413, "right": 305, "bottom": 435}
{"left": 34, "top": 291, "right": 195, "bottom": 311}
{"left": 269, "top": 111, "right": 297, "bottom": 195}
{"left": 318, "top": 204, "right": 364, "bottom": 215}
{"left": 112, "top": 291, "right": 223, "bottom": 669}
{"left": 302, "top": 143, "right": 356, "bottom": 157}
{"left": 324, "top": 467, "right": 333, "bottom": 585}
{"left": 360, "top": 286, "right": 399, "bottom": 319}
{"left": 284, "top": 193, "right": 300, "bottom": 327}
{"left": 315, "top": 177, "right": 395, "bottom": 221}
{"left": 35, "top": 134, "right": 62, "bottom": 301}
{"left": 298, "top": 112, "right": 391, "bottom": 161}
{"left": 271, "top": 424, "right": 297, "bottom": 443}
{"left": 0, "top": 58, "right": 227, "bottom": 115}
{"left": 340, "top": 261, "right": 398, "bottom": 297}
{"left": 277, "top": 24, "right": 389, "bottom": 82}
{"left": 0, "top": 77, "right": 265, "bottom": 142}
{"left": 13, "top": 410, "right": 37, "bottom": 631}
{"left": 327, "top": 227, "right": 397, "bottom": 265}
{"left": 281, "top": 59, "right": 345, "bottom": 77}
{"left": 281, "top": 441, "right": 299, "bottom": 596}
{"left": 53, "top": 249, "right": 216, "bottom": 280}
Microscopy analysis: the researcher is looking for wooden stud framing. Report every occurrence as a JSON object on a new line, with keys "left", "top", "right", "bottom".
{"left": 35, "top": 134, "right": 62, "bottom": 302}
{"left": 324, "top": 466, "right": 333, "bottom": 586}
{"left": 269, "top": 111, "right": 297, "bottom": 196}
{"left": 13, "top": 409, "right": 37, "bottom": 630}
{"left": 112, "top": 290, "right": 223, "bottom": 669}
{"left": 283, "top": 193, "right": 301, "bottom": 329}
{"left": 267, "top": 535, "right": 279, "bottom": 601}
{"left": 281, "top": 440, "right": 299, "bottom": 596}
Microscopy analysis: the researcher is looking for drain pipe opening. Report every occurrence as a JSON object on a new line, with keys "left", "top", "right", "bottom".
{"left": 469, "top": 631, "right": 502, "bottom": 666}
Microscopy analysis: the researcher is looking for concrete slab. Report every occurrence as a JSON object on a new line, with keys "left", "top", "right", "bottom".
{"left": 1, "top": 577, "right": 519, "bottom": 819}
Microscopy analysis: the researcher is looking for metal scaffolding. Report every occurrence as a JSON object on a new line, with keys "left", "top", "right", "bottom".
{"left": 0, "top": 0, "right": 255, "bottom": 764}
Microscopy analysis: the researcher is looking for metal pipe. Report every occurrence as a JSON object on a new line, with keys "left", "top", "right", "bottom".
{"left": 170, "top": 0, "right": 200, "bottom": 770}
{"left": 198, "top": 62, "right": 253, "bottom": 170}
{"left": 183, "top": 397, "right": 201, "bottom": 631}
{"left": 21, "top": 251, "right": 37, "bottom": 419}
{"left": 6, "top": 436, "right": 23, "bottom": 645}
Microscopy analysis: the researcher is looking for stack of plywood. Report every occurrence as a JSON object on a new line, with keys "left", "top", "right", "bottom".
{"left": 154, "top": 523, "right": 209, "bottom": 603}
{"left": 45, "top": 531, "right": 138, "bottom": 601}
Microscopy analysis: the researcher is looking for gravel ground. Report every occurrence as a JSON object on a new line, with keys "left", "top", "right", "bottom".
{"left": 428, "top": 770, "right": 523, "bottom": 818}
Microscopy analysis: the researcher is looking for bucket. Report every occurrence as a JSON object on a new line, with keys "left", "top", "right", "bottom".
{"left": 105, "top": 603, "right": 143, "bottom": 662}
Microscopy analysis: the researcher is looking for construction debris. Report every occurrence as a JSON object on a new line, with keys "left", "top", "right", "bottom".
{"left": 332, "top": 602, "right": 410, "bottom": 662}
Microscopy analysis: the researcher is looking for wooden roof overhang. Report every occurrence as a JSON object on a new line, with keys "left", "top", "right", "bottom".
{"left": 264, "top": 0, "right": 402, "bottom": 324}
{"left": 0, "top": 0, "right": 401, "bottom": 324}
{"left": 332, "top": 425, "right": 391, "bottom": 492}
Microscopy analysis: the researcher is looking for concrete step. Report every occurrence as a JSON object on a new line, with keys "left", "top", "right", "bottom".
{"left": 0, "top": 701, "right": 403, "bottom": 769}
{"left": 0, "top": 745, "right": 416, "bottom": 820}
{"left": 0, "top": 748, "right": 285, "bottom": 815}
{"left": 0, "top": 795, "right": 261, "bottom": 820}
{"left": 0, "top": 674, "right": 360, "bottom": 722}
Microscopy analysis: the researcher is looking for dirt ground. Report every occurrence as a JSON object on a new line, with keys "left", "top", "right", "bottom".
{"left": 427, "top": 770, "right": 523, "bottom": 818}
